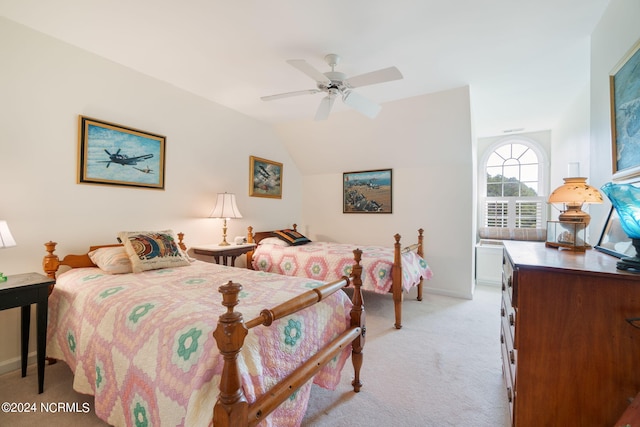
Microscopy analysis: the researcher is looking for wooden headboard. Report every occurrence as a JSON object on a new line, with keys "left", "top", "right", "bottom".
{"left": 43, "top": 233, "right": 187, "bottom": 279}
{"left": 247, "top": 224, "right": 298, "bottom": 245}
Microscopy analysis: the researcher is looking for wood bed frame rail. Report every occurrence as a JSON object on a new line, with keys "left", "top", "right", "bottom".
{"left": 213, "top": 249, "right": 365, "bottom": 427}
{"left": 246, "top": 225, "right": 424, "bottom": 329}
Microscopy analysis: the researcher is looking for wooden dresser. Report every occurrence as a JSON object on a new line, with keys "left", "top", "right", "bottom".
{"left": 501, "top": 241, "right": 640, "bottom": 426}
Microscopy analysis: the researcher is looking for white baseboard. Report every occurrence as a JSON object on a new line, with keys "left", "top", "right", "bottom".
{"left": 476, "top": 278, "right": 502, "bottom": 287}
{"left": 424, "top": 287, "right": 473, "bottom": 300}
{"left": 0, "top": 351, "right": 36, "bottom": 376}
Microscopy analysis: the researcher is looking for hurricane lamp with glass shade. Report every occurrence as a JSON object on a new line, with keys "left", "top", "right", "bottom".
{"left": 209, "top": 193, "right": 242, "bottom": 246}
{"left": 0, "top": 220, "right": 17, "bottom": 282}
{"left": 546, "top": 177, "right": 603, "bottom": 251}
{"left": 601, "top": 182, "right": 640, "bottom": 271}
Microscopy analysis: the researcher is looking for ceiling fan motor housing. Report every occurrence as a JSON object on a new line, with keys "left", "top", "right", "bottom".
{"left": 319, "top": 71, "right": 349, "bottom": 94}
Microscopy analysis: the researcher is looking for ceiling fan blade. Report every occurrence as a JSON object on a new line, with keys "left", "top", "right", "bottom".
{"left": 286, "top": 59, "right": 331, "bottom": 84}
{"left": 346, "top": 66, "right": 403, "bottom": 88}
{"left": 315, "top": 95, "right": 336, "bottom": 121}
{"left": 343, "top": 91, "right": 382, "bottom": 119}
{"left": 261, "top": 89, "right": 320, "bottom": 101}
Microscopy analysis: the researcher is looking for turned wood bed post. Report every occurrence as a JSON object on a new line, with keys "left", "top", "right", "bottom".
{"left": 350, "top": 249, "right": 365, "bottom": 392}
{"left": 392, "top": 234, "right": 403, "bottom": 329}
{"left": 213, "top": 281, "right": 249, "bottom": 427}
{"left": 43, "top": 241, "right": 60, "bottom": 281}
{"left": 246, "top": 226, "right": 255, "bottom": 269}
{"left": 417, "top": 228, "right": 424, "bottom": 302}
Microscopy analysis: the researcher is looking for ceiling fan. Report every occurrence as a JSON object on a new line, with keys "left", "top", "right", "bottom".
{"left": 261, "top": 54, "right": 403, "bottom": 120}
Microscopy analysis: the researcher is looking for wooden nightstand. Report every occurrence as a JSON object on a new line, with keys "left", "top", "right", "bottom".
{"left": 0, "top": 272, "right": 55, "bottom": 394}
{"left": 191, "top": 243, "right": 256, "bottom": 266}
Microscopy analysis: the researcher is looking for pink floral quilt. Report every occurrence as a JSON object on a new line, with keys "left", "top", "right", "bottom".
{"left": 251, "top": 242, "right": 433, "bottom": 293}
{"left": 47, "top": 261, "right": 353, "bottom": 427}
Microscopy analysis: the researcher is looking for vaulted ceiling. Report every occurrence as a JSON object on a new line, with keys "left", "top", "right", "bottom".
{"left": 0, "top": 0, "right": 610, "bottom": 137}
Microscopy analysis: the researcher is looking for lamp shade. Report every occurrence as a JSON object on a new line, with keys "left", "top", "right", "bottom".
{"left": 209, "top": 193, "right": 242, "bottom": 219}
{"left": 0, "top": 220, "right": 16, "bottom": 248}
{"left": 548, "top": 177, "right": 603, "bottom": 204}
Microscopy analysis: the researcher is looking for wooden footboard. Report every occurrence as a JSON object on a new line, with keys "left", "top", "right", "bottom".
{"left": 213, "top": 249, "right": 365, "bottom": 427}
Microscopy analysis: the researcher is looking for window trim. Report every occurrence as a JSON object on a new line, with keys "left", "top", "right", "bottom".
{"left": 479, "top": 137, "right": 549, "bottom": 230}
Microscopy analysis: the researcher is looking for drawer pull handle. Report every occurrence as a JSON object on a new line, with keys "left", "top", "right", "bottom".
{"left": 509, "top": 350, "right": 515, "bottom": 364}
{"left": 507, "top": 387, "right": 513, "bottom": 403}
{"left": 500, "top": 333, "right": 504, "bottom": 344}
{"left": 508, "top": 276, "right": 512, "bottom": 288}
{"left": 509, "top": 313, "right": 515, "bottom": 326}
{"left": 501, "top": 307, "right": 505, "bottom": 317}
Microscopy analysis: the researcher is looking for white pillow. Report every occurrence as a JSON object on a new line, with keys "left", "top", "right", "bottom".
{"left": 88, "top": 246, "right": 133, "bottom": 274}
{"left": 260, "top": 237, "right": 290, "bottom": 247}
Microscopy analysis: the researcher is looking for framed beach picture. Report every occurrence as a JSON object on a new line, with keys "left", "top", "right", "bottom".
{"left": 343, "top": 168, "right": 392, "bottom": 213}
{"left": 610, "top": 38, "right": 640, "bottom": 181}
{"left": 78, "top": 116, "right": 165, "bottom": 189}
{"left": 249, "top": 156, "right": 282, "bottom": 198}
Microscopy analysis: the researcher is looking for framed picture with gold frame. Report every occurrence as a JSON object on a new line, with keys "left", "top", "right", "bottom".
{"left": 78, "top": 116, "right": 165, "bottom": 189}
{"left": 249, "top": 156, "right": 282, "bottom": 198}
{"left": 610, "top": 38, "right": 640, "bottom": 181}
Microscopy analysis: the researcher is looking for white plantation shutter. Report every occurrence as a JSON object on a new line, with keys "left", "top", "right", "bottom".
{"left": 515, "top": 199, "right": 543, "bottom": 228}
{"left": 486, "top": 200, "right": 509, "bottom": 227}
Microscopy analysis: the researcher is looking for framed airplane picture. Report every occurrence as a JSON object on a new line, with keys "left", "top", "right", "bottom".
{"left": 249, "top": 156, "right": 283, "bottom": 198}
{"left": 78, "top": 116, "right": 166, "bottom": 189}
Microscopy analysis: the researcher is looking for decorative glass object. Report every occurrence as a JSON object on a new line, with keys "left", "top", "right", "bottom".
{"left": 545, "top": 221, "right": 588, "bottom": 251}
{"left": 600, "top": 183, "right": 640, "bottom": 271}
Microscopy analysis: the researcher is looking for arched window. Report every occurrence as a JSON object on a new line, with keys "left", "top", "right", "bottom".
{"left": 480, "top": 139, "right": 547, "bottom": 230}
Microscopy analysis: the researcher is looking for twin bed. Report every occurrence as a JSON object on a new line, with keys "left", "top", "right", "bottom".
{"left": 42, "top": 230, "right": 365, "bottom": 427}
{"left": 247, "top": 225, "right": 432, "bottom": 329}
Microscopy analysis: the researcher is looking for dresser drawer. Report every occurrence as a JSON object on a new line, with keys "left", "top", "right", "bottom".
{"left": 502, "top": 251, "right": 516, "bottom": 305}
{"left": 501, "top": 299, "right": 517, "bottom": 381}
{"left": 500, "top": 323, "right": 515, "bottom": 422}
{"left": 501, "top": 293, "right": 516, "bottom": 347}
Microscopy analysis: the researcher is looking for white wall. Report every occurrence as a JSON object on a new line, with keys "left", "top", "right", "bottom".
{"left": 275, "top": 87, "right": 475, "bottom": 299}
{"left": 0, "top": 18, "right": 303, "bottom": 372}
{"left": 550, "top": 85, "right": 601, "bottom": 242}
{"left": 551, "top": 86, "right": 592, "bottom": 187}
{"left": 589, "top": 0, "right": 640, "bottom": 232}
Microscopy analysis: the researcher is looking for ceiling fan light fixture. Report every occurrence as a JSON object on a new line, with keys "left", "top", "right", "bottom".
{"left": 263, "top": 54, "right": 402, "bottom": 120}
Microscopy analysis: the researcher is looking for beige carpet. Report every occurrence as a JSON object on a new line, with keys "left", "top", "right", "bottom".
{"left": 0, "top": 285, "right": 510, "bottom": 426}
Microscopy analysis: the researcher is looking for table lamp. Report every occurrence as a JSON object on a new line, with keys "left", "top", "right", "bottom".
{"left": 601, "top": 182, "right": 640, "bottom": 271}
{"left": 546, "top": 177, "right": 602, "bottom": 251}
{"left": 209, "top": 193, "right": 242, "bottom": 246}
{"left": 548, "top": 177, "right": 603, "bottom": 225}
{"left": 0, "top": 220, "right": 17, "bottom": 281}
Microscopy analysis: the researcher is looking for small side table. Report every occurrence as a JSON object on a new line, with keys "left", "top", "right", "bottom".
{"left": 0, "top": 272, "right": 54, "bottom": 394}
{"left": 191, "top": 243, "right": 256, "bottom": 266}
